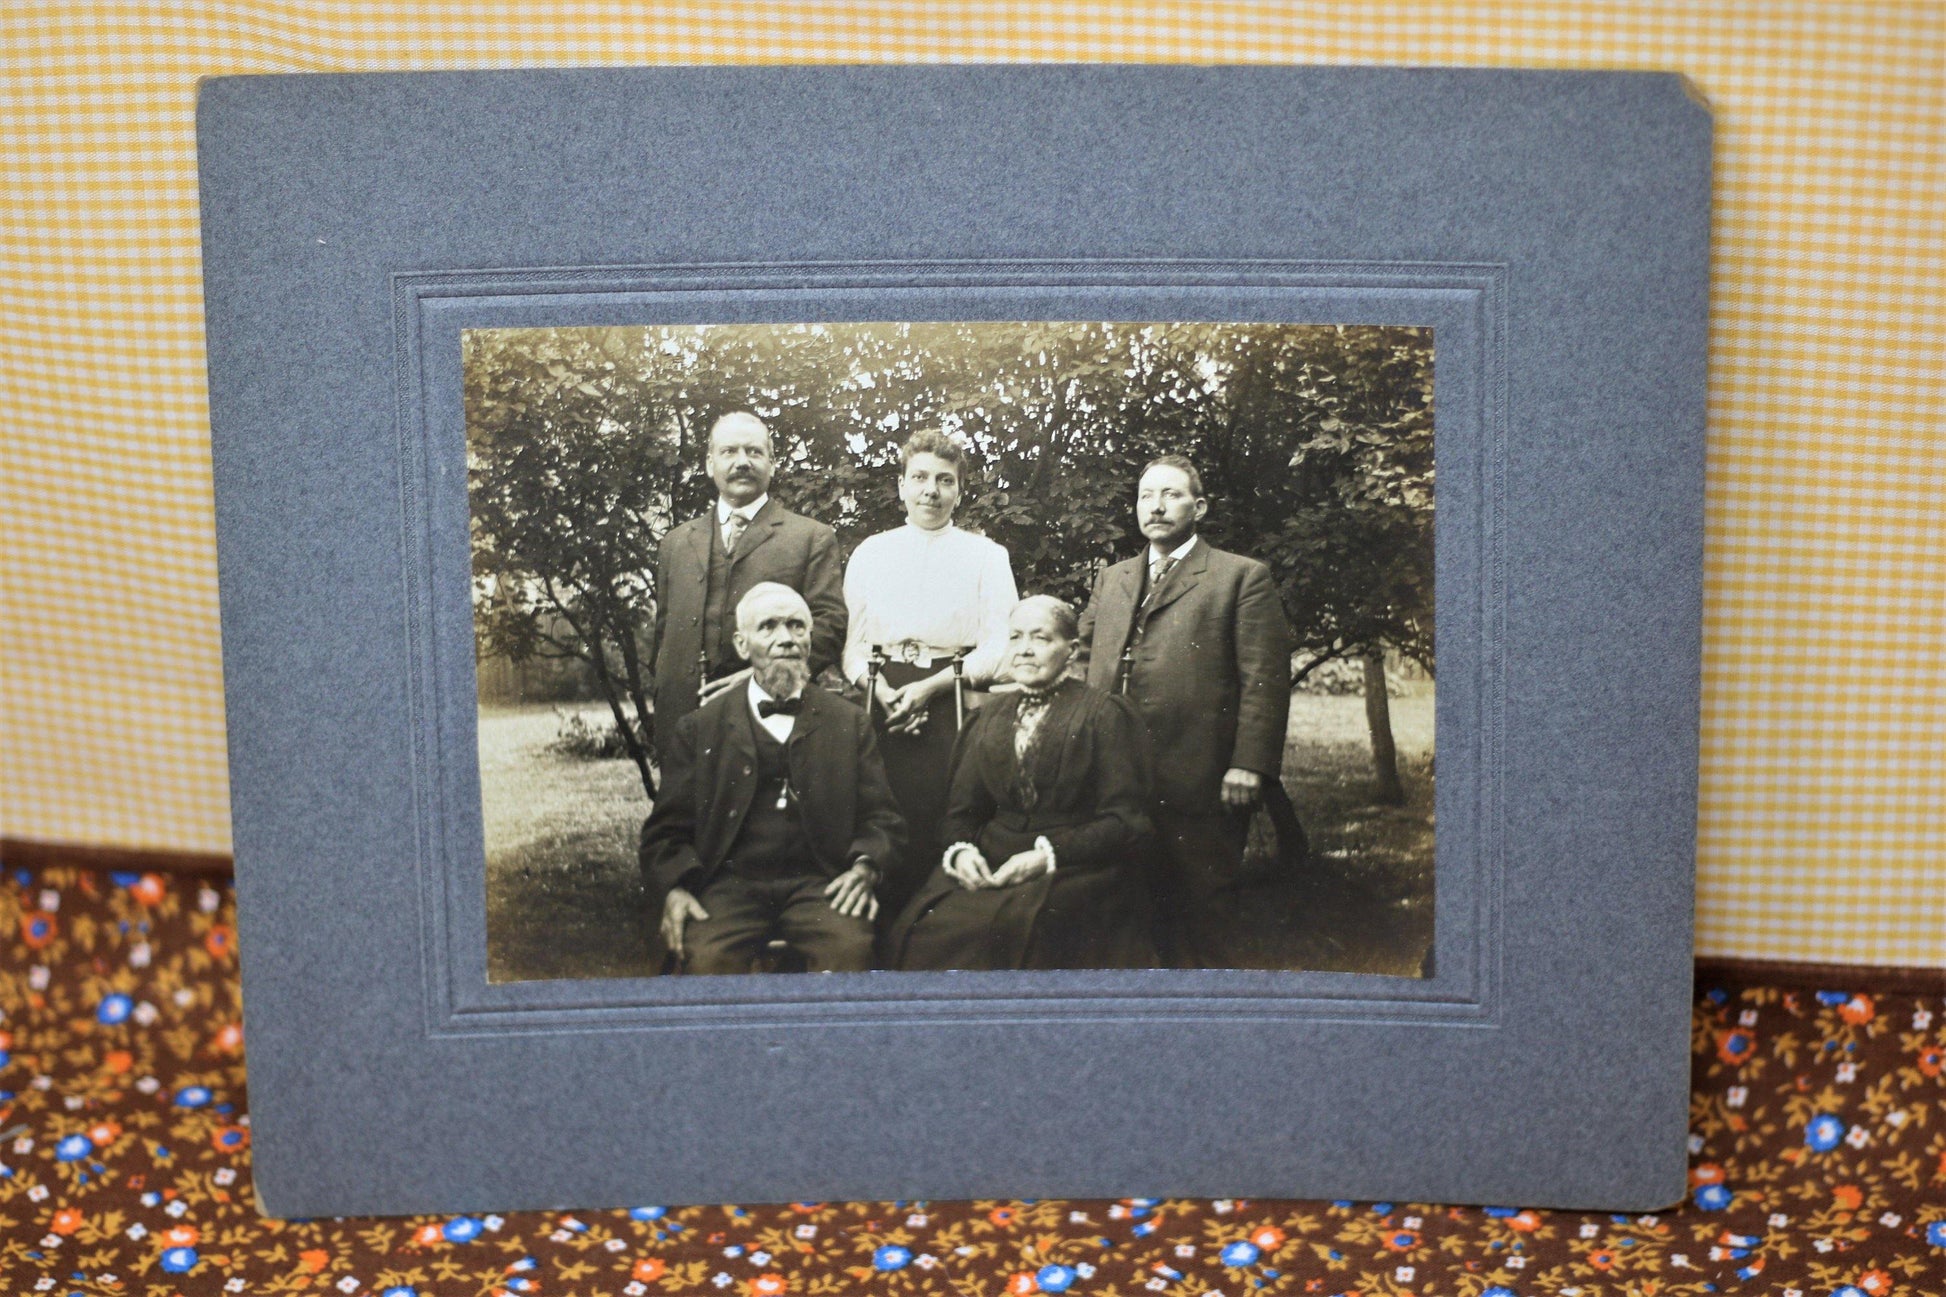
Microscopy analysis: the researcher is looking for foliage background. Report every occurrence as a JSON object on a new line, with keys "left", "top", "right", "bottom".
{"left": 463, "top": 320, "right": 1434, "bottom": 787}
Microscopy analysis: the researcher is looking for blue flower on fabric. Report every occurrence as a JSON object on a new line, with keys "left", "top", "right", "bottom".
{"left": 1482, "top": 1207, "right": 1519, "bottom": 1218}
{"left": 1693, "top": 1184, "right": 1733, "bottom": 1211}
{"left": 160, "top": 1247, "right": 199, "bottom": 1274}
{"left": 1036, "top": 1264, "right": 1077, "bottom": 1292}
{"left": 96, "top": 994, "right": 133, "bottom": 1025}
{"left": 442, "top": 1216, "right": 484, "bottom": 1243}
{"left": 1927, "top": 1221, "right": 1946, "bottom": 1247}
{"left": 1815, "top": 990, "right": 1850, "bottom": 1006}
{"left": 110, "top": 871, "right": 141, "bottom": 886}
{"left": 1220, "top": 1241, "right": 1262, "bottom": 1267}
{"left": 173, "top": 1086, "right": 212, "bottom": 1108}
{"left": 381, "top": 1288, "right": 419, "bottom": 1297}
{"left": 631, "top": 1206, "right": 668, "bottom": 1220}
{"left": 1483, "top": 1288, "right": 1518, "bottom": 1297}
{"left": 55, "top": 1134, "right": 94, "bottom": 1162}
{"left": 873, "top": 1245, "right": 912, "bottom": 1271}
{"left": 1371, "top": 1203, "right": 1394, "bottom": 1214}
{"left": 1831, "top": 1287, "right": 1867, "bottom": 1297}
{"left": 1805, "top": 1114, "right": 1845, "bottom": 1151}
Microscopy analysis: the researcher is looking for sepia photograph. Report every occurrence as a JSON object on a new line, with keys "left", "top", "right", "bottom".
{"left": 464, "top": 321, "right": 1434, "bottom": 983}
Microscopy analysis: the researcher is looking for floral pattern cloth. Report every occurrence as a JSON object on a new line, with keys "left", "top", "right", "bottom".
{"left": 2, "top": 866, "right": 1942, "bottom": 1296}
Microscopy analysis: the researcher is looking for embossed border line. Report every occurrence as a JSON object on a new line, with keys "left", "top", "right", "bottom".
{"left": 390, "top": 260, "right": 1507, "bottom": 1038}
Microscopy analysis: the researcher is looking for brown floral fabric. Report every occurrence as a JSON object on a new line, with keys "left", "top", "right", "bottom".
{"left": 1, "top": 866, "right": 1941, "bottom": 1296}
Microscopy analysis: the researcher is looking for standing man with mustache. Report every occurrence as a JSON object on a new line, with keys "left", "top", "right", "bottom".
{"left": 641, "top": 583, "right": 904, "bottom": 974}
{"left": 650, "top": 411, "right": 847, "bottom": 736}
{"left": 1076, "top": 455, "right": 1293, "bottom": 967}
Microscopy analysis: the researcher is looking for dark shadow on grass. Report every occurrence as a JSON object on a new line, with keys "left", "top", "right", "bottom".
{"left": 486, "top": 827, "right": 658, "bottom": 982}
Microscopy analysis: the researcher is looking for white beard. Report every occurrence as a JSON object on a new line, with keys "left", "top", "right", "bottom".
{"left": 754, "top": 657, "right": 809, "bottom": 699}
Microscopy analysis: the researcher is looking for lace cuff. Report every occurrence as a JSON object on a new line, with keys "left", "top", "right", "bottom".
{"left": 942, "top": 841, "right": 981, "bottom": 872}
{"left": 1035, "top": 835, "right": 1057, "bottom": 874}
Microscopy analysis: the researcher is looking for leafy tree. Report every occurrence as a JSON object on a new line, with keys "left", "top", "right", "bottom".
{"left": 465, "top": 326, "right": 678, "bottom": 797}
{"left": 465, "top": 320, "right": 1434, "bottom": 802}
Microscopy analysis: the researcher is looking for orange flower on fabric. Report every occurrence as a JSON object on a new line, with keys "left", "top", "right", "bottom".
{"left": 1507, "top": 1211, "right": 1542, "bottom": 1232}
{"left": 88, "top": 1121, "right": 121, "bottom": 1146}
{"left": 748, "top": 1274, "right": 788, "bottom": 1296}
{"left": 632, "top": 1257, "right": 667, "bottom": 1282}
{"left": 1690, "top": 1163, "right": 1726, "bottom": 1186}
{"left": 412, "top": 1224, "right": 445, "bottom": 1246}
{"left": 1838, "top": 994, "right": 1875, "bottom": 1025}
{"left": 1917, "top": 1045, "right": 1943, "bottom": 1078}
{"left": 1588, "top": 1249, "right": 1617, "bottom": 1270}
{"left": 50, "top": 1208, "right": 84, "bottom": 1235}
{"left": 21, "top": 910, "right": 57, "bottom": 949}
{"left": 1007, "top": 1273, "right": 1039, "bottom": 1296}
{"left": 129, "top": 874, "right": 166, "bottom": 906}
{"left": 212, "top": 1022, "right": 244, "bottom": 1054}
{"left": 299, "top": 1248, "right": 330, "bottom": 1273}
{"left": 204, "top": 924, "right": 235, "bottom": 959}
{"left": 1715, "top": 1029, "right": 1757, "bottom": 1065}
{"left": 988, "top": 1206, "right": 1018, "bottom": 1227}
{"left": 164, "top": 1225, "right": 200, "bottom": 1247}
{"left": 1857, "top": 1269, "right": 1894, "bottom": 1295}
{"left": 103, "top": 1049, "right": 133, "bottom": 1074}
{"left": 1832, "top": 1184, "right": 1864, "bottom": 1210}
{"left": 1251, "top": 1225, "right": 1286, "bottom": 1251}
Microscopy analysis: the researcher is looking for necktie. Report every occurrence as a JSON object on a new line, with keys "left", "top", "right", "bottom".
{"left": 1140, "top": 555, "right": 1179, "bottom": 615}
{"left": 757, "top": 696, "right": 801, "bottom": 718}
{"left": 723, "top": 510, "right": 750, "bottom": 556}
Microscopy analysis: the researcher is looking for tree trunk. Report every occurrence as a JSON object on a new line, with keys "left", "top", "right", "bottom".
{"left": 1363, "top": 647, "right": 1405, "bottom": 805}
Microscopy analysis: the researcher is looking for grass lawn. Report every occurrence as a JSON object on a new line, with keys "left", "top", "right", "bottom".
{"left": 481, "top": 689, "right": 1434, "bottom": 983}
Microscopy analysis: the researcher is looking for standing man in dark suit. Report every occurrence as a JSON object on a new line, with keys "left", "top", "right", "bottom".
{"left": 650, "top": 411, "right": 846, "bottom": 734}
{"left": 642, "top": 583, "right": 905, "bottom": 974}
{"left": 1076, "top": 454, "right": 1293, "bottom": 967}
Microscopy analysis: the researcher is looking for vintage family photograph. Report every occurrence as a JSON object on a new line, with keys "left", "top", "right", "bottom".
{"left": 464, "top": 321, "right": 1434, "bottom": 983}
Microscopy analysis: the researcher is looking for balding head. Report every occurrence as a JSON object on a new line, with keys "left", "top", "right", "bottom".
{"left": 733, "top": 582, "right": 814, "bottom": 699}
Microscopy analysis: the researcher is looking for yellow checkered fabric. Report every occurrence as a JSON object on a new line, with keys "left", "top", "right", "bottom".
{"left": 3, "top": 4, "right": 1941, "bottom": 966}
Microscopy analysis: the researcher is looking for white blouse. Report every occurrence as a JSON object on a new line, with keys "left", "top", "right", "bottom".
{"left": 841, "top": 524, "right": 1019, "bottom": 687}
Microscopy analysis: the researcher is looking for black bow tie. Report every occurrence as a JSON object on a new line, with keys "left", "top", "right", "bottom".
{"left": 758, "top": 696, "right": 802, "bottom": 718}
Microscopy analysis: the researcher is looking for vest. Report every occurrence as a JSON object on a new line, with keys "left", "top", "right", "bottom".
{"left": 701, "top": 521, "right": 737, "bottom": 677}
{"left": 723, "top": 713, "right": 814, "bottom": 879}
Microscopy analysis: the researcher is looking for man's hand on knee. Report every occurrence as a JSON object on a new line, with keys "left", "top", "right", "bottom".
{"left": 660, "top": 886, "right": 709, "bottom": 958}
{"left": 823, "top": 859, "right": 880, "bottom": 921}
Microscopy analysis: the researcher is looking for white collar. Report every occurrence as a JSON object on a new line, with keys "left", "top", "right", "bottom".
{"left": 746, "top": 676, "right": 804, "bottom": 713}
{"left": 717, "top": 493, "right": 769, "bottom": 524}
{"left": 1150, "top": 534, "right": 1198, "bottom": 568}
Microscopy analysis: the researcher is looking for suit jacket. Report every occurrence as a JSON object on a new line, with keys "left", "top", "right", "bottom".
{"left": 1076, "top": 536, "right": 1293, "bottom": 816}
{"left": 639, "top": 683, "right": 906, "bottom": 904}
{"left": 650, "top": 498, "right": 846, "bottom": 730}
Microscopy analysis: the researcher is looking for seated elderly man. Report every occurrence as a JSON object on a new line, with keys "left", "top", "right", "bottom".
{"left": 641, "top": 582, "right": 905, "bottom": 974}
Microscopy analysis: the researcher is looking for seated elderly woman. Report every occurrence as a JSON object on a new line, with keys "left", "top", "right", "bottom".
{"left": 885, "top": 595, "right": 1157, "bottom": 971}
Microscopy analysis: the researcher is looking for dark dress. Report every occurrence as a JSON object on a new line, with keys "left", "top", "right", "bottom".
{"left": 886, "top": 679, "right": 1157, "bottom": 971}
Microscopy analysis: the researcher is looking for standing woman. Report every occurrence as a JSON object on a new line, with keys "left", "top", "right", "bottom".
{"left": 842, "top": 430, "right": 1019, "bottom": 908}
{"left": 887, "top": 596, "right": 1157, "bottom": 971}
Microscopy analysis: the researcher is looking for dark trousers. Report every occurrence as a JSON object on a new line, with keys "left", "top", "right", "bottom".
{"left": 683, "top": 873, "right": 874, "bottom": 975}
{"left": 1150, "top": 810, "right": 1249, "bottom": 969}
